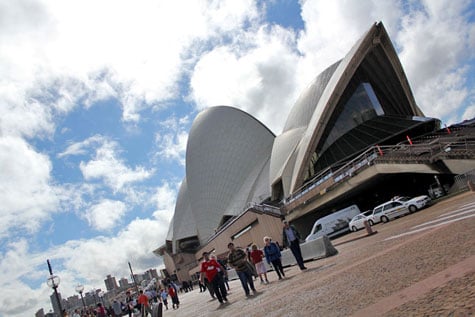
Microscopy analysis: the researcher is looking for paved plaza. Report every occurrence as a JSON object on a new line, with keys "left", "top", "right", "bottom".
{"left": 160, "top": 192, "right": 475, "bottom": 317}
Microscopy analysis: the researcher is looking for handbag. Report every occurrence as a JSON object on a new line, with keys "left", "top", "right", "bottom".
{"left": 245, "top": 260, "right": 258, "bottom": 277}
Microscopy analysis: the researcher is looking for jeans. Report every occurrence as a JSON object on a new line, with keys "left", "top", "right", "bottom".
{"left": 271, "top": 259, "right": 285, "bottom": 278}
{"left": 237, "top": 269, "right": 255, "bottom": 295}
{"left": 289, "top": 239, "right": 305, "bottom": 269}
{"left": 210, "top": 273, "right": 228, "bottom": 303}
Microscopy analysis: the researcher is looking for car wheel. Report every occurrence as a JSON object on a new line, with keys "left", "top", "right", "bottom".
{"left": 381, "top": 216, "right": 389, "bottom": 223}
{"left": 408, "top": 205, "right": 418, "bottom": 213}
{"left": 351, "top": 226, "right": 357, "bottom": 232}
{"left": 368, "top": 220, "right": 374, "bottom": 226}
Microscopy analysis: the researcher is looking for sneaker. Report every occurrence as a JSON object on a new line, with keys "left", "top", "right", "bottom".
{"left": 300, "top": 266, "right": 308, "bottom": 270}
{"left": 265, "top": 280, "right": 269, "bottom": 284}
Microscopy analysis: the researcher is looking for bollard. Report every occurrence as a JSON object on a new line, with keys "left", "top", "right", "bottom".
{"left": 364, "top": 220, "right": 377, "bottom": 235}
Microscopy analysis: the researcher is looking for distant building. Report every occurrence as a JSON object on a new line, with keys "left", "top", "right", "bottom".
{"left": 49, "top": 292, "right": 62, "bottom": 317}
{"left": 146, "top": 268, "right": 159, "bottom": 280}
{"left": 104, "top": 274, "right": 118, "bottom": 291}
{"left": 118, "top": 277, "right": 130, "bottom": 289}
{"left": 35, "top": 308, "right": 45, "bottom": 317}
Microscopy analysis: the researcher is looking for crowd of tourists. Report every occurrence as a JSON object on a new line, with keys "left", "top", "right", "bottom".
{"left": 199, "top": 219, "right": 307, "bottom": 308}
{"left": 62, "top": 219, "right": 306, "bottom": 315}
{"left": 63, "top": 278, "right": 180, "bottom": 317}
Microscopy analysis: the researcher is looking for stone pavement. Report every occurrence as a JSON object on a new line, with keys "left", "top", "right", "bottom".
{"left": 160, "top": 192, "right": 475, "bottom": 316}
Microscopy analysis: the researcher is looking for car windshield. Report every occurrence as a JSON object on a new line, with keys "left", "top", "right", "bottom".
{"left": 397, "top": 196, "right": 410, "bottom": 202}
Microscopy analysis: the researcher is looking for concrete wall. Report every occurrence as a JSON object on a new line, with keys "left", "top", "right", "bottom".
{"left": 226, "top": 235, "right": 338, "bottom": 280}
{"left": 189, "top": 209, "right": 283, "bottom": 276}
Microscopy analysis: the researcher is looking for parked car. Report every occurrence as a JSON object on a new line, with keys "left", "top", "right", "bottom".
{"left": 349, "top": 213, "right": 370, "bottom": 231}
{"left": 368, "top": 200, "right": 411, "bottom": 225}
{"left": 393, "top": 195, "right": 431, "bottom": 212}
{"left": 305, "top": 204, "right": 361, "bottom": 241}
{"left": 362, "top": 210, "right": 373, "bottom": 217}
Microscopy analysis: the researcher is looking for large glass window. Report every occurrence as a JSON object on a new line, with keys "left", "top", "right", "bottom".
{"left": 321, "top": 82, "right": 384, "bottom": 153}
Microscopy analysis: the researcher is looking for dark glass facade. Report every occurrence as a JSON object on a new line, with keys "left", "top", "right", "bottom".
{"left": 322, "top": 83, "right": 384, "bottom": 154}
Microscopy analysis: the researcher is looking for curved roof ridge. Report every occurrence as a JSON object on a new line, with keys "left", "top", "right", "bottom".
{"left": 289, "top": 21, "right": 423, "bottom": 193}
{"left": 185, "top": 105, "right": 275, "bottom": 244}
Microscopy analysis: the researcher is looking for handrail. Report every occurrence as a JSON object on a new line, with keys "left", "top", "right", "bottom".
{"left": 284, "top": 134, "right": 475, "bottom": 207}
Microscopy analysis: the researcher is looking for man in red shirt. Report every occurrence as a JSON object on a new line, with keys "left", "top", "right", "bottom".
{"left": 200, "top": 251, "right": 229, "bottom": 306}
{"left": 137, "top": 289, "right": 152, "bottom": 317}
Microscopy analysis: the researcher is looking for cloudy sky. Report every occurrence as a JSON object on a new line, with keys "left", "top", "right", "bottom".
{"left": 0, "top": 0, "right": 474, "bottom": 315}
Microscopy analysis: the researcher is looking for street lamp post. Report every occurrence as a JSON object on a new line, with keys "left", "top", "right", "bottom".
{"left": 128, "top": 261, "right": 140, "bottom": 294}
{"left": 46, "top": 259, "right": 63, "bottom": 317}
{"left": 91, "top": 289, "right": 98, "bottom": 305}
{"left": 75, "top": 284, "right": 86, "bottom": 310}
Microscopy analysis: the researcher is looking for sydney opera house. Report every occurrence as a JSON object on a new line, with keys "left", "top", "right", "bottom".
{"left": 154, "top": 22, "right": 475, "bottom": 282}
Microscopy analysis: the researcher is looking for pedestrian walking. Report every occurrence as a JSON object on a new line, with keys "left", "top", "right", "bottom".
{"left": 282, "top": 220, "right": 307, "bottom": 270}
{"left": 138, "top": 289, "right": 152, "bottom": 317}
{"left": 249, "top": 243, "right": 269, "bottom": 284}
{"left": 200, "top": 251, "right": 229, "bottom": 307}
{"left": 160, "top": 288, "right": 169, "bottom": 310}
{"left": 112, "top": 299, "right": 122, "bottom": 317}
{"left": 125, "top": 290, "right": 135, "bottom": 317}
{"left": 168, "top": 283, "right": 180, "bottom": 309}
{"left": 227, "top": 242, "right": 258, "bottom": 297}
{"left": 263, "top": 236, "right": 285, "bottom": 279}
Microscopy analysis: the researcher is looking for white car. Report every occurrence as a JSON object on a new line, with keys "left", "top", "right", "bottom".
{"left": 349, "top": 213, "right": 370, "bottom": 232}
{"left": 368, "top": 200, "right": 411, "bottom": 225}
{"left": 393, "top": 195, "right": 431, "bottom": 212}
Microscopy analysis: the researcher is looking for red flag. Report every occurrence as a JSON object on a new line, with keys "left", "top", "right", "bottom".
{"left": 376, "top": 144, "right": 383, "bottom": 156}
{"left": 445, "top": 124, "right": 451, "bottom": 134}
{"left": 406, "top": 135, "right": 413, "bottom": 145}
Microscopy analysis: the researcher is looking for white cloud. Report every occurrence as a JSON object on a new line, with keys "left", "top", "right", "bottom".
{"left": 0, "top": 136, "right": 59, "bottom": 239}
{"left": 83, "top": 199, "right": 127, "bottom": 231}
{"left": 151, "top": 181, "right": 179, "bottom": 223}
{"left": 0, "top": 216, "right": 170, "bottom": 317}
{"left": 0, "top": 239, "right": 49, "bottom": 316}
{"left": 462, "top": 104, "right": 475, "bottom": 121}
{"left": 394, "top": 0, "right": 474, "bottom": 123}
{"left": 154, "top": 116, "right": 190, "bottom": 165}
{"left": 190, "top": 25, "right": 300, "bottom": 134}
{"left": 155, "top": 131, "right": 188, "bottom": 165}
{"left": 58, "top": 134, "right": 106, "bottom": 158}
{"left": 0, "top": 0, "right": 262, "bottom": 132}
{"left": 79, "top": 139, "right": 154, "bottom": 192}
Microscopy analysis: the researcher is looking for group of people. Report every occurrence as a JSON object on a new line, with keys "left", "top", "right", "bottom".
{"left": 66, "top": 278, "right": 181, "bottom": 317}
{"left": 200, "top": 219, "right": 307, "bottom": 307}
{"left": 121, "top": 282, "right": 179, "bottom": 317}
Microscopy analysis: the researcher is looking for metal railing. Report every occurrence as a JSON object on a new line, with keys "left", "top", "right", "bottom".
{"left": 451, "top": 169, "right": 475, "bottom": 194}
{"left": 284, "top": 133, "right": 475, "bottom": 210}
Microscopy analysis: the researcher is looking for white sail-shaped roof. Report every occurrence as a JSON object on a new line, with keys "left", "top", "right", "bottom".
{"left": 180, "top": 106, "right": 275, "bottom": 246}
{"left": 270, "top": 22, "right": 425, "bottom": 197}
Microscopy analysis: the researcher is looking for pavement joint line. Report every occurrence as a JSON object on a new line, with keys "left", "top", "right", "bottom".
{"left": 412, "top": 208, "right": 475, "bottom": 229}
{"left": 349, "top": 255, "right": 475, "bottom": 317}
{"left": 385, "top": 213, "right": 475, "bottom": 241}
{"left": 277, "top": 223, "right": 447, "bottom": 307}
